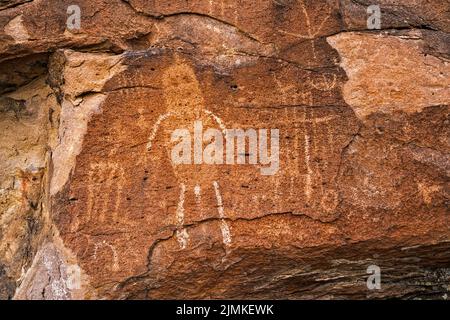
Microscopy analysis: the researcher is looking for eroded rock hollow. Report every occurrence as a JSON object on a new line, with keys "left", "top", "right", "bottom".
{"left": 0, "top": 0, "right": 449, "bottom": 299}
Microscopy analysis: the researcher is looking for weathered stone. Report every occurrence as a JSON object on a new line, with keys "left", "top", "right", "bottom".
{"left": 0, "top": 53, "right": 48, "bottom": 95}
{"left": 14, "top": 242, "right": 86, "bottom": 300}
{"left": 0, "top": 77, "right": 56, "bottom": 299}
{"left": 328, "top": 30, "right": 450, "bottom": 119}
{"left": 0, "top": 0, "right": 448, "bottom": 300}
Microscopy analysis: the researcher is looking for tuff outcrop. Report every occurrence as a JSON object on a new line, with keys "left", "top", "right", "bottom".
{"left": 0, "top": 0, "right": 448, "bottom": 300}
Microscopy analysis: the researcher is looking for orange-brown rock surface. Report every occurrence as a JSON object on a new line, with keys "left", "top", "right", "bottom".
{"left": 0, "top": 0, "right": 449, "bottom": 299}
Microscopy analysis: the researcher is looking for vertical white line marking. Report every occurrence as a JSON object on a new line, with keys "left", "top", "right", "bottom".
{"left": 213, "top": 181, "right": 232, "bottom": 246}
{"left": 304, "top": 133, "right": 312, "bottom": 202}
{"left": 194, "top": 184, "right": 201, "bottom": 205}
{"left": 176, "top": 183, "right": 189, "bottom": 249}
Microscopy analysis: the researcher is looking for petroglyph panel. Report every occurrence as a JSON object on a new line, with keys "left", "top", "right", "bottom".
{"left": 51, "top": 49, "right": 360, "bottom": 295}
{"left": 3, "top": 0, "right": 448, "bottom": 300}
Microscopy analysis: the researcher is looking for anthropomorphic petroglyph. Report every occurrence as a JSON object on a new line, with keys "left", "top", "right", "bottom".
{"left": 277, "top": 0, "right": 332, "bottom": 62}
{"left": 93, "top": 240, "right": 120, "bottom": 272}
{"left": 310, "top": 74, "right": 337, "bottom": 94}
{"left": 72, "top": 161, "right": 126, "bottom": 232}
{"left": 147, "top": 57, "right": 232, "bottom": 249}
{"left": 273, "top": 74, "right": 313, "bottom": 106}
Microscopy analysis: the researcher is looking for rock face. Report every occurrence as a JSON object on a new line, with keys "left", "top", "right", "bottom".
{"left": 0, "top": 0, "right": 449, "bottom": 300}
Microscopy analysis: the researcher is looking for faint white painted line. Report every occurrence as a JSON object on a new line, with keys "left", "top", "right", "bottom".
{"left": 213, "top": 181, "right": 232, "bottom": 246}
{"left": 147, "top": 112, "right": 173, "bottom": 151}
{"left": 204, "top": 109, "right": 227, "bottom": 136}
{"left": 147, "top": 109, "right": 226, "bottom": 151}
{"left": 93, "top": 240, "right": 119, "bottom": 272}
{"left": 176, "top": 183, "right": 189, "bottom": 249}
{"left": 194, "top": 184, "right": 202, "bottom": 206}
{"left": 304, "top": 133, "right": 312, "bottom": 202}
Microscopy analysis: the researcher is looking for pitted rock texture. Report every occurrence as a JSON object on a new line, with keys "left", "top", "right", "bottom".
{"left": 0, "top": 0, "right": 449, "bottom": 300}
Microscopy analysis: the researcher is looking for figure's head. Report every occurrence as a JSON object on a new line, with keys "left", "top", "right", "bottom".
{"left": 162, "top": 56, "right": 204, "bottom": 118}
